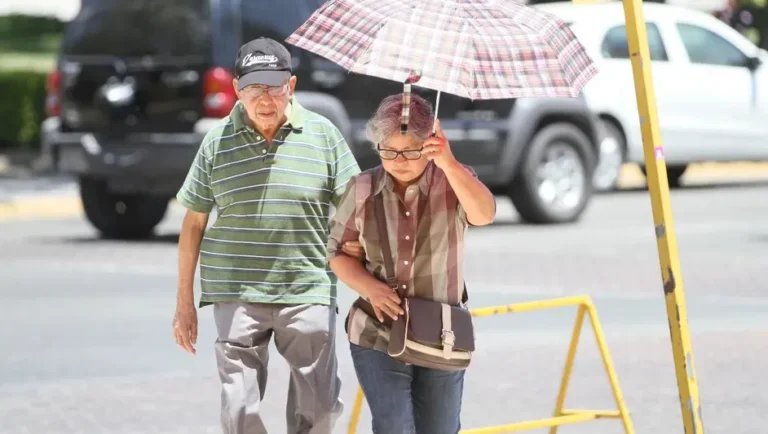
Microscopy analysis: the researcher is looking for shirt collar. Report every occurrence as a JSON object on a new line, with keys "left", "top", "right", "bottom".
{"left": 374, "top": 161, "right": 435, "bottom": 196}
{"left": 230, "top": 96, "right": 306, "bottom": 132}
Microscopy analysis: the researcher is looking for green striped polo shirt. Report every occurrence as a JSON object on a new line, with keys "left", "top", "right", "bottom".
{"left": 176, "top": 98, "right": 360, "bottom": 307}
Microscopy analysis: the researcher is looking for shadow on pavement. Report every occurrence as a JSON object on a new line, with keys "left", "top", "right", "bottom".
{"left": 41, "top": 232, "right": 181, "bottom": 245}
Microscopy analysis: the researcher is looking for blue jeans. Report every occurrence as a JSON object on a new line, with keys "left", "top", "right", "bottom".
{"left": 350, "top": 343, "right": 465, "bottom": 434}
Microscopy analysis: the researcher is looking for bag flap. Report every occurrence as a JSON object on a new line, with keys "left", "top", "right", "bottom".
{"left": 407, "top": 298, "right": 475, "bottom": 352}
{"left": 387, "top": 312, "right": 408, "bottom": 357}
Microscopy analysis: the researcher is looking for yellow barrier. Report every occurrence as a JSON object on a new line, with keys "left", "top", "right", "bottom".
{"left": 346, "top": 296, "right": 634, "bottom": 434}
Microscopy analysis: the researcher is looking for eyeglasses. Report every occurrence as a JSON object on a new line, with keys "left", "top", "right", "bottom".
{"left": 240, "top": 83, "right": 289, "bottom": 98}
{"left": 376, "top": 145, "right": 424, "bottom": 160}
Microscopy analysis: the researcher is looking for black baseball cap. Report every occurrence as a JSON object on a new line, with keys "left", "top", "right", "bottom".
{"left": 234, "top": 38, "right": 292, "bottom": 90}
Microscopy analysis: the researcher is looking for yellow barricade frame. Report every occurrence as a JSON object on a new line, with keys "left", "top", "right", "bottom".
{"left": 346, "top": 296, "right": 635, "bottom": 434}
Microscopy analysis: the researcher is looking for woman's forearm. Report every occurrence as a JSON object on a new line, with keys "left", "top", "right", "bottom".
{"left": 329, "top": 255, "right": 390, "bottom": 298}
{"left": 442, "top": 161, "right": 496, "bottom": 226}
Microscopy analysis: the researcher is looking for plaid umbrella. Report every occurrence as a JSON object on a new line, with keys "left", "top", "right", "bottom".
{"left": 285, "top": 0, "right": 598, "bottom": 101}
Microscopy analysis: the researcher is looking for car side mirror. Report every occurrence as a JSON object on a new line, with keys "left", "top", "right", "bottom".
{"left": 746, "top": 56, "right": 762, "bottom": 72}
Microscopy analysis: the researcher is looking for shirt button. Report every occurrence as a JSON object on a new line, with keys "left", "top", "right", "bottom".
{"left": 405, "top": 236, "right": 410, "bottom": 240}
{"left": 256, "top": 135, "right": 262, "bottom": 140}
{"left": 404, "top": 260, "right": 409, "bottom": 265}
{"left": 262, "top": 149, "right": 267, "bottom": 154}
{"left": 401, "top": 284, "right": 407, "bottom": 289}
{"left": 405, "top": 211, "right": 411, "bottom": 216}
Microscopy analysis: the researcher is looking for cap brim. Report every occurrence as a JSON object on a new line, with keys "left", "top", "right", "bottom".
{"left": 237, "top": 70, "right": 291, "bottom": 90}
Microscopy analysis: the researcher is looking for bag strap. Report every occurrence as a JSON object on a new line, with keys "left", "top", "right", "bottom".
{"left": 371, "top": 168, "right": 399, "bottom": 293}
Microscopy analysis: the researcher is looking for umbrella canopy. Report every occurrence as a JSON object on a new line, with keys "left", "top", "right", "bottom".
{"left": 285, "top": 0, "right": 598, "bottom": 101}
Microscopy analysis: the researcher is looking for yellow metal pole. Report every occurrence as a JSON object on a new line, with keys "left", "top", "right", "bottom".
{"left": 347, "top": 386, "right": 365, "bottom": 434}
{"left": 585, "top": 303, "right": 634, "bottom": 434}
{"left": 549, "top": 305, "right": 587, "bottom": 434}
{"left": 619, "top": 1, "right": 704, "bottom": 433}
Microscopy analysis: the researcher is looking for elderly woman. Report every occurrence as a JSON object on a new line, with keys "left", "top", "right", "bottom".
{"left": 327, "top": 93, "right": 496, "bottom": 434}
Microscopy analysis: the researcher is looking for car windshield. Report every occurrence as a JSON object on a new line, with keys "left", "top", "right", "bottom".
{"left": 60, "top": 0, "right": 210, "bottom": 58}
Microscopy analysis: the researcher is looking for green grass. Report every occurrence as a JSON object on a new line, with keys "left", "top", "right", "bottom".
{"left": 0, "top": 34, "right": 61, "bottom": 53}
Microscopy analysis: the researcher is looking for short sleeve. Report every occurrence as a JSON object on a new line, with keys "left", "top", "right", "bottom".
{"left": 328, "top": 125, "right": 361, "bottom": 208}
{"left": 176, "top": 134, "right": 216, "bottom": 213}
{"left": 327, "top": 175, "right": 361, "bottom": 261}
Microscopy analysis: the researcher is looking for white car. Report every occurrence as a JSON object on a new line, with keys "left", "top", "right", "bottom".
{"left": 535, "top": 1, "right": 768, "bottom": 190}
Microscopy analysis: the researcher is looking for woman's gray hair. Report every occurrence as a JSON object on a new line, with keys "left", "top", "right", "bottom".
{"left": 365, "top": 93, "right": 434, "bottom": 147}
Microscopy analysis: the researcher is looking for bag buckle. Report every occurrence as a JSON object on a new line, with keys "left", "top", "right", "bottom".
{"left": 441, "top": 329, "right": 456, "bottom": 346}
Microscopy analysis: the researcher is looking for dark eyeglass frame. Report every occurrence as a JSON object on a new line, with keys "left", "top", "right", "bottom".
{"left": 376, "top": 144, "right": 424, "bottom": 160}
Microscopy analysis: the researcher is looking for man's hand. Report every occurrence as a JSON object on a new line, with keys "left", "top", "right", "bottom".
{"left": 423, "top": 119, "right": 458, "bottom": 170}
{"left": 341, "top": 240, "right": 366, "bottom": 261}
{"left": 173, "top": 304, "right": 198, "bottom": 355}
{"left": 366, "top": 283, "right": 404, "bottom": 323}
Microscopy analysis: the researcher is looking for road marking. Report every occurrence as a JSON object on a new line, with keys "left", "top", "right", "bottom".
{"left": 0, "top": 195, "right": 83, "bottom": 221}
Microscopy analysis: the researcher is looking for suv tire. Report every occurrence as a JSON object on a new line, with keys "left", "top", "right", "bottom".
{"left": 640, "top": 164, "right": 687, "bottom": 188}
{"left": 79, "top": 177, "right": 169, "bottom": 239}
{"left": 509, "top": 123, "right": 595, "bottom": 224}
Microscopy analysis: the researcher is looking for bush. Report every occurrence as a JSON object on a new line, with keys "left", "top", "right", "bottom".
{"left": 0, "top": 71, "right": 47, "bottom": 149}
{"left": 0, "top": 14, "right": 65, "bottom": 40}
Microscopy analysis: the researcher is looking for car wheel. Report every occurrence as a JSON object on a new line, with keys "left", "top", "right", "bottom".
{"left": 508, "top": 123, "right": 596, "bottom": 224}
{"left": 640, "top": 164, "right": 687, "bottom": 188}
{"left": 592, "top": 119, "right": 625, "bottom": 192}
{"left": 79, "top": 177, "right": 169, "bottom": 239}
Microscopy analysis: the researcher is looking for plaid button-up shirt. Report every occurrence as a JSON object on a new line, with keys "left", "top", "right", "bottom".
{"left": 327, "top": 162, "right": 477, "bottom": 352}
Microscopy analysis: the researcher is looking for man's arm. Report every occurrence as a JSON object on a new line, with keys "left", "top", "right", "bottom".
{"left": 177, "top": 210, "right": 209, "bottom": 308}
{"left": 328, "top": 124, "right": 361, "bottom": 208}
{"left": 173, "top": 135, "right": 216, "bottom": 354}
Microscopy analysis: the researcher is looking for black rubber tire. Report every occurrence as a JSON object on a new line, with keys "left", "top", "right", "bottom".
{"left": 508, "top": 123, "right": 596, "bottom": 224}
{"left": 640, "top": 164, "right": 687, "bottom": 188}
{"left": 79, "top": 177, "right": 169, "bottom": 239}
{"left": 592, "top": 118, "right": 626, "bottom": 192}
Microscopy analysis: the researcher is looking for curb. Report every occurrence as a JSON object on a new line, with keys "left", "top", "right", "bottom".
{"left": 0, "top": 194, "right": 82, "bottom": 221}
{"left": 616, "top": 162, "right": 768, "bottom": 189}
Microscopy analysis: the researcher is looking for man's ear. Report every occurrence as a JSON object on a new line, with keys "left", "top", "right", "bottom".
{"left": 232, "top": 78, "right": 240, "bottom": 98}
{"left": 289, "top": 75, "right": 297, "bottom": 94}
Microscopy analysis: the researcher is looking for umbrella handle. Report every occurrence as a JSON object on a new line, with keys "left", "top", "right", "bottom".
{"left": 431, "top": 91, "right": 442, "bottom": 137}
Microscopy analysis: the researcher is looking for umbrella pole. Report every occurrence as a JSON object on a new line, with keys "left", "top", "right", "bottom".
{"left": 620, "top": 0, "right": 704, "bottom": 433}
{"left": 432, "top": 91, "right": 442, "bottom": 136}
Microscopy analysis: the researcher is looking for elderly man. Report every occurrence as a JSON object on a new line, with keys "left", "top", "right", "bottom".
{"left": 172, "top": 38, "right": 361, "bottom": 434}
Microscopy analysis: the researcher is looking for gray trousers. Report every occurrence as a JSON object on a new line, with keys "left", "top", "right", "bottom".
{"left": 213, "top": 302, "right": 343, "bottom": 434}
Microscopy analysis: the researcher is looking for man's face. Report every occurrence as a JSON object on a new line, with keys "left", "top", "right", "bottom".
{"left": 233, "top": 76, "right": 297, "bottom": 131}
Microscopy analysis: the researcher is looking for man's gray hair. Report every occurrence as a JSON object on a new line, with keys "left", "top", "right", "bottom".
{"left": 365, "top": 93, "right": 434, "bottom": 147}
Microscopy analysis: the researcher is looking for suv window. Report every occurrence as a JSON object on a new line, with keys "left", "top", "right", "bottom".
{"left": 676, "top": 23, "right": 748, "bottom": 67}
{"left": 241, "top": 0, "right": 322, "bottom": 41}
{"left": 601, "top": 23, "right": 668, "bottom": 61}
{"left": 61, "top": 0, "right": 210, "bottom": 57}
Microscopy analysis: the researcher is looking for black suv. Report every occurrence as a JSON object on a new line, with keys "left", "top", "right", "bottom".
{"left": 41, "top": 0, "right": 605, "bottom": 239}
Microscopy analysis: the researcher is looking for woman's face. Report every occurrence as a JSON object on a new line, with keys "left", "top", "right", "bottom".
{"left": 378, "top": 134, "right": 429, "bottom": 185}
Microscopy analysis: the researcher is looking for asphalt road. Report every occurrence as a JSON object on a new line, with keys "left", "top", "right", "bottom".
{"left": 1, "top": 182, "right": 767, "bottom": 434}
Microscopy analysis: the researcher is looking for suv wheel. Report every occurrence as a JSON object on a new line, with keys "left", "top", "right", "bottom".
{"left": 592, "top": 119, "right": 625, "bottom": 192}
{"left": 640, "top": 164, "right": 687, "bottom": 188}
{"left": 509, "top": 123, "right": 595, "bottom": 224}
{"left": 79, "top": 177, "right": 169, "bottom": 239}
